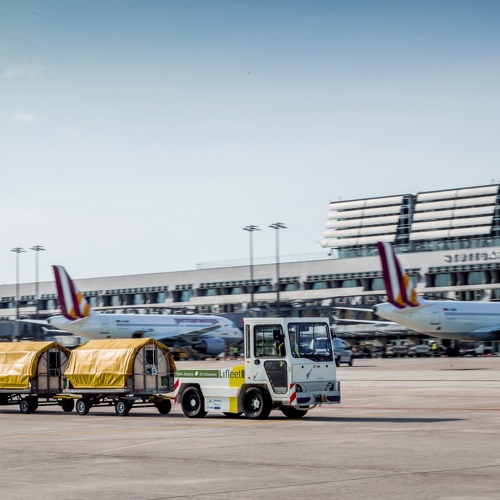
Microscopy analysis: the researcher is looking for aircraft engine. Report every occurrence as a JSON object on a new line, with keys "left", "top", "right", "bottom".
{"left": 192, "top": 336, "right": 225, "bottom": 356}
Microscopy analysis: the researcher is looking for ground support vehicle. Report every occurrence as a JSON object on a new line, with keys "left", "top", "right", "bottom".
{"left": 175, "top": 317, "right": 341, "bottom": 419}
{"left": 459, "top": 343, "right": 492, "bottom": 356}
{"left": 386, "top": 344, "right": 410, "bottom": 357}
{"left": 352, "top": 341, "right": 384, "bottom": 359}
{"left": 332, "top": 338, "right": 354, "bottom": 366}
{"left": 58, "top": 338, "right": 176, "bottom": 416}
{"left": 0, "top": 341, "right": 72, "bottom": 413}
{"left": 408, "top": 344, "right": 432, "bottom": 357}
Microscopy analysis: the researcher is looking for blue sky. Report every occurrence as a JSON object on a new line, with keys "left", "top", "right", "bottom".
{"left": 1, "top": 1, "right": 499, "bottom": 285}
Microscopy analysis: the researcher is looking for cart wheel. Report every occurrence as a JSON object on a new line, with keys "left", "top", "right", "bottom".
{"left": 61, "top": 399, "right": 75, "bottom": 413}
{"left": 281, "top": 406, "right": 308, "bottom": 418}
{"left": 181, "top": 387, "right": 207, "bottom": 418}
{"left": 75, "top": 398, "right": 90, "bottom": 416}
{"left": 156, "top": 399, "right": 172, "bottom": 415}
{"left": 115, "top": 399, "right": 131, "bottom": 416}
{"left": 19, "top": 396, "right": 38, "bottom": 414}
{"left": 242, "top": 387, "right": 272, "bottom": 419}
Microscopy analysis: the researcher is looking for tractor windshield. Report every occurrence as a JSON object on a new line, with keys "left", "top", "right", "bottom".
{"left": 288, "top": 322, "right": 333, "bottom": 361}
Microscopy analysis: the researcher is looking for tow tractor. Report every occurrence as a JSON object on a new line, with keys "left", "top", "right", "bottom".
{"left": 175, "top": 317, "right": 341, "bottom": 419}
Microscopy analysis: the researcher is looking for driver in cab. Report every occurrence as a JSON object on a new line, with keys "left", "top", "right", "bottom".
{"left": 289, "top": 330, "right": 301, "bottom": 358}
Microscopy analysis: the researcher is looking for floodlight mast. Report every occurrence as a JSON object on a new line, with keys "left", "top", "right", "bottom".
{"left": 11, "top": 247, "right": 26, "bottom": 340}
{"left": 243, "top": 226, "right": 260, "bottom": 310}
{"left": 269, "top": 223, "right": 287, "bottom": 315}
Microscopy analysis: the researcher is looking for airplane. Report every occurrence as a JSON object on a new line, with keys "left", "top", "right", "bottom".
{"left": 46, "top": 265, "right": 243, "bottom": 358}
{"left": 373, "top": 241, "right": 500, "bottom": 346}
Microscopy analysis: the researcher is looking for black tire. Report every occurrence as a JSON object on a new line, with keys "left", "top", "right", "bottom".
{"left": 19, "top": 396, "right": 38, "bottom": 414}
{"left": 156, "top": 399, "right": 172, "bottom": 415}
{"left": 348, "top": 358, "right": 353, "bottom": 367}
{"left": 115, "top": 399, "right": 131, "bottom": 416}
{"left": 281, "top": 406, "right": 308, "bottom": 419}
{"left": 19, "top": 399, "right": 30, "bottom": 414}
{"left": 242, "top": 387, "right": 272, "bottom": 420}
{"left": 181, "top": 387, "right": 207, "bottom": 418}
{"left": 61, "top": 399, "right": 75, "bottom": 413}
{"left": 335, "top": 357, "right": 340, "bottom": 367}
{"left": 75, "top": 398, "right": 90, "bottom": 416}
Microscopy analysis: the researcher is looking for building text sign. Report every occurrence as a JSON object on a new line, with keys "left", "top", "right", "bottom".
{"left": 444, "top": 252, "right": 500, "bottom": 263}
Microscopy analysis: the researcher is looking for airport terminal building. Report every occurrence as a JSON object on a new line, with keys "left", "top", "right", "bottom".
{"left": 2, "top": 182, "right": 500, "bottom": 342}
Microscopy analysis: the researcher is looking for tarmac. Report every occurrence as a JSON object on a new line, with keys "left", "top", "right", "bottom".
{"left": 1, "top": 356, "right": 499, "bottom": 500}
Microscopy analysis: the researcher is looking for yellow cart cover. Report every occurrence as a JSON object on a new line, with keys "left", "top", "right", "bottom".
{"left": 0, "top": 341, "right": 70, "bottom": 390}
{"left": 65, "top": 338, "right": 177, "bottom": 389}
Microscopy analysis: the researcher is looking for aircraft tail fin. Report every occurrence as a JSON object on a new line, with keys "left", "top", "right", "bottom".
{"left": 52, "top": 265, "right": 92, "bottom": 320}
{"left": 377, "top": 241, "right": 420, "bottom": 308}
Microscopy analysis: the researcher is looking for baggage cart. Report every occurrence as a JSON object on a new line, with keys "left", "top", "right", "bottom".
{"left": 59, "top": 338, "right": 176, "bottom": 416}
{"left": 0, "top": 341, "right": 72, "bottom": 413}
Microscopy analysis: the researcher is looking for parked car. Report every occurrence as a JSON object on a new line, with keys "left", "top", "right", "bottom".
{"left": 408, "top": 344, "right": 431, "bottom": 357}
{"left": 332, "top": 338, "right": 353, "bottom": 367}
{"left": 385, "top": 344, "right": 409, "bottom": 357}
{"left": 353, "top": 341, "right": 384, "bottom": 358}
{"left": 460, "top": 344, "right": 485, "bottom": 356}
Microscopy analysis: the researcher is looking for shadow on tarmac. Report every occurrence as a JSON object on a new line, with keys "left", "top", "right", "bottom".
{"left": 0, "top": 405, "right": 464, "bottom": 424}
{"left": 308, "top": 416, "right": 463, "bottom": 423}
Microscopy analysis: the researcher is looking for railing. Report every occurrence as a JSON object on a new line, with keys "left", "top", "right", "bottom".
{"left": 196, "top": 251, "right": 337, "bottom": 270}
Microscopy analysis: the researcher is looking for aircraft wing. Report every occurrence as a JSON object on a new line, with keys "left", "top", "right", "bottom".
{"left": 332, "top": 306, "right": 395, "bottom": 324}
{"left": 92, "top": 304, "right": 197, "bottom": 313}
{"left": 21, "top": 316, "right": 92, "bottom": 328}
{"left": 67, "top": 317, "right": 92, "bottom": 326}
{"left": 148, "top": 324, "right": 223, "bottom": 342}
{"left": 467, "top": 325, "right": 500, "bottom": 341}
{"left": 19, "top": 319, "right": 49, "bottom": 325}
{"left": 333, "top": 306, "right": 375, "bottom": 313}
{"left": 332, "top": 306, "right": 396, "bottom": 326}
{"left": 334, "top": 317, "right": 395, "bottom": 326}
{"left": 397, "top": 303, "right": 433, "bottom": 314}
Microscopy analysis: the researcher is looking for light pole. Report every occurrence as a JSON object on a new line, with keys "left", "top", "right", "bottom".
{"left": 11, "top": 247, "right": 26, "bottom": 340}
{"left": 31, "top": 245, "right": 45, "bottom": 317}
{"left": 269, "top": 222, "right": 286, "bottom": 315}
{"left": 243, "top": 225, "right": 260, "bottom": 311}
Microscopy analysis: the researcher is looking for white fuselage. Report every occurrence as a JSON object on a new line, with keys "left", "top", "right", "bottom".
{"left": 375, "top": 301, "right": 500, "bottom": 341}
{"left": 48, "top": 313, "right": 242, "bottom": 344}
